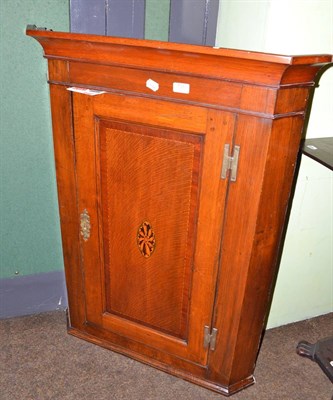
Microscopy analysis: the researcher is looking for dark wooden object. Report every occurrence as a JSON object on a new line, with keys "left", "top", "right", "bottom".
{"left": 297, "top": 337, "right": 333, "bottom": 383}
{"left": 26, "top": 26, "right": 332, "bottom": 396}
{"left": 302, "top": 137, "right": 333, "bottom": 170}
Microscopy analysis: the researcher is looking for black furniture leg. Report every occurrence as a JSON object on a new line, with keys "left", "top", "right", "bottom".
{"left": 297, "top": 336, "right": 333, "bottom": 383}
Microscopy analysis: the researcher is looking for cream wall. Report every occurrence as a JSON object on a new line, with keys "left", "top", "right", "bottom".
{"left": 216, "top": 0, "right": 333, "bottom": 328}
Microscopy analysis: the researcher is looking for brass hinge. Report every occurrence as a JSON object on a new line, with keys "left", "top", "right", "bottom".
{"left": 204, "top": 325, "right": 218, "bottom": 351}
{"left": 221, "top": 144, "right": 240, "bottom": 182}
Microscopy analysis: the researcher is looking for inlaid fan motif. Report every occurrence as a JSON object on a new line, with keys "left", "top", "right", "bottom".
{"left": 137, "top": 221, "right": 156, "bottom": 258}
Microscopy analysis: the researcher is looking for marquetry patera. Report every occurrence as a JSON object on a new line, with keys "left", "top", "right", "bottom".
{"left": 137, "top": 221, "right": 156, "bottom": 258}
{"left": 26, "top": 25, "right": 332, "bottom": 396}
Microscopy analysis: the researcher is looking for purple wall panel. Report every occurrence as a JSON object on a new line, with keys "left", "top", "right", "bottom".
{"left": 70, "top": 0, "right": 106, "bottom": 35}
{"left": 0, "top": 271, "right": 68, "bottom": 319}
{"left": 106, "top": 0, "right": 145, "bottom": 38}
{"left": 70, "top": 0, "right": 145, "bottom": 38}
{"left": 70, "top": 0, "right": 219, "bottom": 45}
{"left": 169, "top": 0, "right": 219, "bottom": 45}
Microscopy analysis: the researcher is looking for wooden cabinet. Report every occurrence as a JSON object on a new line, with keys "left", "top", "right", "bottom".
{"left": 27, "top": 26, "right": 332, "bottom": 396}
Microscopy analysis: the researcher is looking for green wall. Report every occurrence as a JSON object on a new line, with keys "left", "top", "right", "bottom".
{"left": 145, "top": 0, "right": 170, "bottom": 41}
{"left": 0, "top": 0, "right": 69, "bottom": 278}
{"left": 0, "top": 0, "right": 171, "bottom": 280}
{"left": 0, "top": 0, "right": 170, "bottom": 281}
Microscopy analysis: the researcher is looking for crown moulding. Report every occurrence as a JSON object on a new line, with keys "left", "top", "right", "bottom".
{"left": 26, "top": 26, "right": 332, "bottom": 88}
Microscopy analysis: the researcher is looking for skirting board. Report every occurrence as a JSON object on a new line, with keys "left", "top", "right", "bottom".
{"left": 0, "top": 270, "right": 68, "bottom": 319}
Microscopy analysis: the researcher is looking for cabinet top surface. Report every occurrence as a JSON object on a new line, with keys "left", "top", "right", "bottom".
{"left": 26, "top": 26, "right": 332, "bottom": 66}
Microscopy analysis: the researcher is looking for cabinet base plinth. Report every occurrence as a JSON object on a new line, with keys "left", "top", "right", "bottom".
{"left": 67, "top": 326, "right": 255, "bottom": 396}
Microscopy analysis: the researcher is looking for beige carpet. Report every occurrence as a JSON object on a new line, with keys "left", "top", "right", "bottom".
{"left": 1, "top": 311, "right": 332, "bottom": 400}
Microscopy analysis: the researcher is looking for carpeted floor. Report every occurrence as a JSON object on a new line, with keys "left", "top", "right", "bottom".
{"left": 0, "top": 311, "right": 332, "bottom": 400}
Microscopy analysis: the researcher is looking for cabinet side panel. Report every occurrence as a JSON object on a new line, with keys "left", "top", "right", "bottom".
{"left": 208, "top": 115, "right": 272, "bottom": 384}
{"left": 208, "top": 115, "right": 303, "bottom": 386}
{"left": 228, "top": 116, "right": 303, "bottom": 383}
{"left": 49, "top": 84, "right": 84, "bottom": 328}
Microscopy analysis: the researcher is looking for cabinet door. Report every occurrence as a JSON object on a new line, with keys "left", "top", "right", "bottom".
{"left": 73, "top": 92, "right": 234, "bottom": 366}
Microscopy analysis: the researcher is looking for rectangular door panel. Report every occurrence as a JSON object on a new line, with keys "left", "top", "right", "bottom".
{"left": 73, "top": 92, "right": 235, "bottom": 365}
{"left": 99, "top": 119, "right": 202, "bottom": 339}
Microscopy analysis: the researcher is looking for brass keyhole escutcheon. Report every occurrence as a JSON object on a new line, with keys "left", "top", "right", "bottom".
{"left": 80, "top": 209, "right": 91, "bottom": 242}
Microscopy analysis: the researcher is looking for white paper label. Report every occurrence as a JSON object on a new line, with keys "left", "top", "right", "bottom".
{"left": 306, "top": 145, "right": 318, "bottom": 150}
{"left": 173, "top": 82, "right": 190, "bottom": 94}
{"left": 67, "top": 87, "right": 106, "bottom": 96}
{"left": 146, "top": 79, "right": 159, "bottom": 92}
